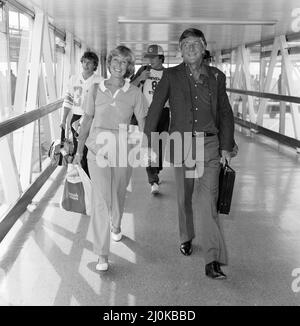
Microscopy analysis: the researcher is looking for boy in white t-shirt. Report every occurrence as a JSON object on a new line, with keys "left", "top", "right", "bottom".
{"left": 60, "top": 51, "right": 102, "bottom": 177}
{"left": 131, "top": 45, "right": 170, "bottom": 195}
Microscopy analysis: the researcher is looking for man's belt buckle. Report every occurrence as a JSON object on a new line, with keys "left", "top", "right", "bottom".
{"left": 193, "top": 131, "right": 204, "bottom": 137}
{"left": 193, "top": 131, "right": 216, "bottom": 137}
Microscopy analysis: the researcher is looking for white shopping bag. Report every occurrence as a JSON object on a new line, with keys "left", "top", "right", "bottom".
{"left": 75, "top": 165, "right": 92, "bottom": 216}
{"left": 61, "top": 164, "right": 92, "bottom": 216}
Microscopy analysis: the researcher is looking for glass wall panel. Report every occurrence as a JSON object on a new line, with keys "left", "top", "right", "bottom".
{"left": 229, "top": 48, "right": 242, "bottom": 118}
{"left": 8, "top": 6, "right": 32, "bottom": 111}
{"left": 259, "top": 43, "right": 281, "bottom": 131}
{"left": 54, "top": 37, "right": 65, "bottom": 98}
{"left": 0, "top": 167, "right": 7, "bottom": 222}
{"left": 0, "top": 4, "right": 10, "bottom": 122}
{"left": 258, "top": 39, "right": 300, "bottom": 138}
{"left": 283, "top": 37, "right": 300, "bottom": 138}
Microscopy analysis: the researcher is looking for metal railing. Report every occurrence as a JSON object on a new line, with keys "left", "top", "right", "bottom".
{"left": 227, "top": 88, "right": 300, "bottom": 104}
{"left": 0, "top": 99, "right": 63, "bottom": 242}
{"left": 0, "top": 99, "right": 63, "bottom": 138}
{"left": 227, "top": 88, "right": 300, "bottom": 149}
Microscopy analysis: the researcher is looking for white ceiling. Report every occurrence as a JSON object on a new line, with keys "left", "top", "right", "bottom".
{"left": 18, "top": 0, "right": 300, "bottom": 62}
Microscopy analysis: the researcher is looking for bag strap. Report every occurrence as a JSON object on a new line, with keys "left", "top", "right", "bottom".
{"left": 60, "top": 127, "right": 65, "bottom": 147}
{"left": 57, "top": 127, "right": 66, "bottom": 165}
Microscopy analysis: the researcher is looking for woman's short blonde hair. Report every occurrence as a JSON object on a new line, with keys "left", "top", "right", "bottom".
{"left": 107, "top": 45, "right": 135, "bottom": 78}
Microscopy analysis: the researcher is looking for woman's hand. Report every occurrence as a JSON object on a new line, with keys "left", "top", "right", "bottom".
{"left": 73, "top": 153, "right": 82, "bottom": 166}
{"left": 140, "top": 147, "right": 157, "bottom": 167}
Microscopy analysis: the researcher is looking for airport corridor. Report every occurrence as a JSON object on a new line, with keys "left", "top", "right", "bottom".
{"left": 0, "top": 127, "right": 300, "bottom": 306}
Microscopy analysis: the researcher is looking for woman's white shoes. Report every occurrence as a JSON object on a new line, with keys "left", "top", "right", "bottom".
{"left": 96, "top": 261, "right": 109, "bottom": 271}
{"left": 95, "top": 231, "right": 122, "bottom": 272}
{"left": 111, "top": 232, "right": 122, "bottom": 242}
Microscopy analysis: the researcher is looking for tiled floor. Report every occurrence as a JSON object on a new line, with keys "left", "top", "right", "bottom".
{"left": 0, "top": 127, "right": 300, "bottom": 305}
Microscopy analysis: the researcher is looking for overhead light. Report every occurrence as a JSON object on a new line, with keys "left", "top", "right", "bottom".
{"left": 118, "top": 17, "right": 277, "bottom": 25}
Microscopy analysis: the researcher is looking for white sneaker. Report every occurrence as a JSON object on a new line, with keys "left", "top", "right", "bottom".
{"left": 111, "top": 232, "right": 122, "bottom": 242}
{"left": 151, "top": 183, "right": 159, "bottom": 195}
{"left": 96, "top": 259, "right": 108, "bottom": 271}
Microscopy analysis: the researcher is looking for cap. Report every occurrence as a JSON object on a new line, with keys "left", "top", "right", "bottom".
{"left": 144, "top": 44, "right": 164, "bottom": 58}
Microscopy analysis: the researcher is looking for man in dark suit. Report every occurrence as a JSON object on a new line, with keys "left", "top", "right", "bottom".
{"left": 143, "top": 28, "right": 235, "bottom": 279}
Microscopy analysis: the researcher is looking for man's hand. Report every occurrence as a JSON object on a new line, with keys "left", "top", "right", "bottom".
{"left": 139, "top": 69, "right": 150, "bottom": 82}
{"left": 220, "top": 150, "right": 231, "bottom": 166}
{"left": 230, "top": 143, "right": 239, "bottom": 158}
{"left": 59, "top": 122, "right": 66, "bottom": 129}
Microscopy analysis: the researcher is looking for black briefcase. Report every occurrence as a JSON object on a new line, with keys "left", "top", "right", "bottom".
{"left": 217, "top": 163, "right": 236, "bottom": 214}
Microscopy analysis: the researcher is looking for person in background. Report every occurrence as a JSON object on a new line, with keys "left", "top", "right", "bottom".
{"left": 73, "top": 45, "right": 147, "bottom": 272}
{"left": 143, "top": 28, "right": 235, "bottom": 279}
{"left": 131, "top": 44, "right": 170, "bottom": 195}
{"left": 203, "top": 50, "right": 213, "bottom": 65}
{"left": 60, "top": 51, "right": 101, "bottom": 177}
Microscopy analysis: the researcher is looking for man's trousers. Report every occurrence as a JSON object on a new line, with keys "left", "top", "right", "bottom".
{"left": 173, "top": 135, "right": 228, "bottom": 265}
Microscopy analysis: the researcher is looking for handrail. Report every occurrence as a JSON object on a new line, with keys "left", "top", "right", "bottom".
{"left": 227, "top": 88, "right": 300, "bottom": 148}
{"left": 0, "top": 99, "right": 63, "bottom": 139}
{"left": 0, "top": 163, "right": 58, "bottom": 243}
{"left": 0, "top": 99, "right": 64, "bottom": 243}
{"left": 227, "top": 88, "right": 300, "bottom": 104}
{"left": 234, "top": 116, "right": 300, "bottom": 148}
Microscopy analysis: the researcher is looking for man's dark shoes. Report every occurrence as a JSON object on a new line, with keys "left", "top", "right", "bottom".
{"left": 180, "top": 240, "right": 193, "bottom": 256}
{"left": 205, "top": 261, "right": 227, "bottom": 279}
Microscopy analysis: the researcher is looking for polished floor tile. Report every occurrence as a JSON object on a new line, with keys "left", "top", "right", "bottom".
{"left": 0, "top": 128, "right": 300, "bottom": 306}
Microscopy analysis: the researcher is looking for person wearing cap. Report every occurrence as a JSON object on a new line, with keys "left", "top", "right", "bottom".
{"left": 131, "top": 44, "right": 170, "bottom": 195}
{"left": 203, "top": 50, "right": 212, "bottom": 65}
{"left": 143, "top": 28, "right": 235, "bottom": 279}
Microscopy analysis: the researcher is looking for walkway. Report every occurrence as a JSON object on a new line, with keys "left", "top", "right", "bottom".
{"left": 0, "top": 128, "right": 300, "bottom": 306}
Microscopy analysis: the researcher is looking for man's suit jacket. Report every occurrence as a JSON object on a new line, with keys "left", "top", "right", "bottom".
{"left": 143, "top": 62, "right": 235, "bottom": 164}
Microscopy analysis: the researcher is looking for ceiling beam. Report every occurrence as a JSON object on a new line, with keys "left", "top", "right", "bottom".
{"left": 120, "top": 40, "right": 216, "bottom": 45}
{"left": 118, "top": 17, "right": 277, "bottom": 25}
{"left": 120, "top": 40, "right": 179, "bottom": 45}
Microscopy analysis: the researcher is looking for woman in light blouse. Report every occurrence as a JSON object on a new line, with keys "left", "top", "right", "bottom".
{"left": 74, "top": 45, "right": 147, "bottom": 271}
